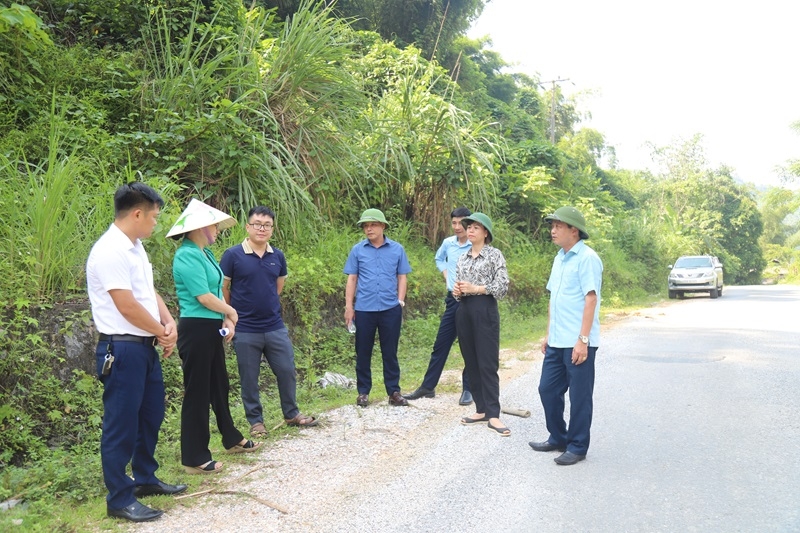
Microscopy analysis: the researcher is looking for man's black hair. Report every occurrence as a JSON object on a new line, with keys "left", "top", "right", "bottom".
{"left": 114, "top": 182, "right": 164, "bottom": 217}
{"left": 451, "top": 206, "right": 471, "bottom": 218}
{"left": 248, "top": 206, "right": 276, "bottom": 221}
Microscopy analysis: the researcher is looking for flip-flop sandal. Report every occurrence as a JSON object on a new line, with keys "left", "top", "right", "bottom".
{"left": 460, "top": 415, "right": 489, "bottom": 425}
{"left": 487, "top": 422, "right": 511, "bottom": 436}
{"left": 285, "top": 414, "right": 319, "bottom": 427}
{"left": 184, "top": 460, "right": 223, "bottom": 475}
{"left": 226, "top": 439, "right": 262, "bottom": 453}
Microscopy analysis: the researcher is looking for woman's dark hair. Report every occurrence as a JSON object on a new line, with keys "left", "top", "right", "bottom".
{"left": 114, "top": 182, "right": 164, "bottom": 217}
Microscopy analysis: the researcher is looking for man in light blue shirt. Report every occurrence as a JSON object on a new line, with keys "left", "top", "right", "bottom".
{"left": 404, "top": 207, "right": 473, "bottom": 404}
{"left": 530, "top": 206, "right": 603, "bottom": 466}
{"left": 344, "top": 208, "right": 412, "bottom": 408}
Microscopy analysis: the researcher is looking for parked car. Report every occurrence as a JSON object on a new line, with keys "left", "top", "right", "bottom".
{"left": 668, "top": 255, "right": 724, "bottom": 299}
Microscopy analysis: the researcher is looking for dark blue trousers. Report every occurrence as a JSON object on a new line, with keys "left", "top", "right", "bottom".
{"left": 421, "top": 293, "right": 470, "bottom": 392}
{"left": 538, "top": 345, "right": 597, "bottom": 455}
{"left": 354, "top": 305, "right": 403, "bottom": 395}
{"left": 96, "top": 340, "right": 164, "bottom": 510}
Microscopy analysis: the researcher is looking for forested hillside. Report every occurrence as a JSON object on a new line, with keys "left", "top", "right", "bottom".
{"left": 1, "top": 0, "right": 798, "bottom": 526}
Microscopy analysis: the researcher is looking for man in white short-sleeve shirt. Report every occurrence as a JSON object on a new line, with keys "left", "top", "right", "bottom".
{"left": 87, "top": 182, "right": 183, "bottom": 522}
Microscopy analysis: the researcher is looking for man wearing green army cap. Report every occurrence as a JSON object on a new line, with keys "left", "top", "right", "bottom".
{"left": 530, "top": 206, "right": 603, "bottom": 466}
{"left": 344, "top": 208, "right": 412, "bottom": 408}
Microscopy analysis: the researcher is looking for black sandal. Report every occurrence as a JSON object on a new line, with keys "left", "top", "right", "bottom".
{"left": 184, "top": 460, "right": 223, "bottom": 474}
{"left": 226, "top": 439, "right": 262, "bottom": 453}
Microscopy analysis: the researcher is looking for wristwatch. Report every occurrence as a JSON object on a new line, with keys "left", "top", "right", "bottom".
{"left": 578, "top": 335, "right": 589, "bottom": 344}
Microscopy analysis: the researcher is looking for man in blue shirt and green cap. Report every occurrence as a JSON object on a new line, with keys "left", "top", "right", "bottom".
{"left": 344, "top": 208, "right": 412, "bottom": 408}
{"left": 529, "top": 206, "right": 603, "bottom": 466}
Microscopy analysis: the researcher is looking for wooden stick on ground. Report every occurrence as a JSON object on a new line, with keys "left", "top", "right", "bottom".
{"left": 173, "top": 464, "right": 288, "bottom": 513}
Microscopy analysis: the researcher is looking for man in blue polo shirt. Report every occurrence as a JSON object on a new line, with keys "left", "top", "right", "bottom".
{"left": 344, "top": 208, "right": 412, "bottom": 408}
{"left": 529, "top": 206, "right": 603, "bottom": 466}
{"left": 404, "top": 206, "right": 473, "bottom": 405}
{"left": 221, "top": 206, "right": 317, "bottom": 439}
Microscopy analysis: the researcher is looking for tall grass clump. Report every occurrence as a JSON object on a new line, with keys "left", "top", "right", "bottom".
{"left": 0, "top": 110, "right": 115, "bottom": 303}
{"left": 133, "top": 1, "right": 369, "bottom": 236}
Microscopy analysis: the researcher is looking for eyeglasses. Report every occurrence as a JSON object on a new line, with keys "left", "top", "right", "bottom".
{"left": 248, "top": 223, "right": 273, "bottom": 230}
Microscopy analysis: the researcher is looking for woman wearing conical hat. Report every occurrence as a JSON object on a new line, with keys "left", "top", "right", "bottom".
{"left": 167, "top": 199, "right": 262, "bottom": 474}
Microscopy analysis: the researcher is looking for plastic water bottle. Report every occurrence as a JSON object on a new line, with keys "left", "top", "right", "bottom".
{"left": 347, "top": 321, "right": 356, "bottom": 334}
{"left": 219, "top": 327, "right": 230, "bottom": 336}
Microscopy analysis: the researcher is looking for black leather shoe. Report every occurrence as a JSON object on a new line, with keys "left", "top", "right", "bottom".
{"left": 134, "top": 481, "right": 188, "bottom": 497}
{"left": 529, "top": 440, "right": 566, "bottom": 452}
{"left": 458, "top": 390, "right": 473, "bottom": 405}
{"left": 403, "top": 387, "right": 435, "bottom": 400}
{"left": 554, "top": 451, "right": 586, "bottom": 465}
{"left": 107, "top": 501, "right": 164, "bottom": 522}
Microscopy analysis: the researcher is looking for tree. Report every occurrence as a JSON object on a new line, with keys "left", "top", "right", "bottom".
{"left": 349, "top": 40, "right": 500, "bottom": 244}
{"left": 260, "top": 0, "right": 487, "bottom": 63}
{"left": 784, "top": 119, "right": 800, "bottom": 183}
{"left": 759, "top": 187, "right": 800, "bottom": 246}
{"left": 0, "top": 3, "right": 53, "bottom": 121}
{"left": 647, "top": 133, "right": 708, "bottom": 182}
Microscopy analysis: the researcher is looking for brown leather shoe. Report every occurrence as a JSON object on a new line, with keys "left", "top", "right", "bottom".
{"left": 356, "top": 394, "right": 369, "bottom": 407}
{"left": 389, "top": 391, "right": 409, "bottom": 406}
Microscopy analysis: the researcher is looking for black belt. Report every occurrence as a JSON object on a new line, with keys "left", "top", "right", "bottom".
{"left": 99, "top": 334, "right": 158, "bottom": 346}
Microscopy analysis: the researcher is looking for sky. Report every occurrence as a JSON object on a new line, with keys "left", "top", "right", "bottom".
{"left": 468, "top": 0, "right": 800, "bottom": 188}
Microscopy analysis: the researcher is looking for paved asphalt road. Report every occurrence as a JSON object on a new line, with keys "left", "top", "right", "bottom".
{"left": 324, "top": 285, "right": 800, "bottom": 533}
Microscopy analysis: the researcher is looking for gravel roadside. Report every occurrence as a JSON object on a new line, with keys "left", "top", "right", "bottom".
{"left": 125, "top": 347, "right": 540, "bottom": 533}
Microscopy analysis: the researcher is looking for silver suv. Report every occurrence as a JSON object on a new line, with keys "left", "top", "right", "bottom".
{"left": 668, "top": 255, "right": 724, "bottom": 299}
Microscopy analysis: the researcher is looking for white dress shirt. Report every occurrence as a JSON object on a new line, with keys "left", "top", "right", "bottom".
{"left": 86, "top": 223, "right": 160, "bottom": 336}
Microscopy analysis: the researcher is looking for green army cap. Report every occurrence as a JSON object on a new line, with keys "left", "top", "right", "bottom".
{"left": 357, "top": 208, "right": 389, "bottom": 227}
{"left": 545, "top": 206, "right": 589, "bottom": 240}
{"left": 461, "top": 212, "right": 494, "bottom": 243}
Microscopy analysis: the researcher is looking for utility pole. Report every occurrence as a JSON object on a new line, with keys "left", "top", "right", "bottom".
{"left": 540, "top": 78, "right": 570, "bottom": 143}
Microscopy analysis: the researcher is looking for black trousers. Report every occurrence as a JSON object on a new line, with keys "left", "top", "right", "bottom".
{"left": 455, "top": 295, "right": 501, "bottom": 418}
{"left": 177, "top": 317, "right": 244, "bottom": 467}
{"left": 421, "top": 293, "right": 470, "bottom": 392}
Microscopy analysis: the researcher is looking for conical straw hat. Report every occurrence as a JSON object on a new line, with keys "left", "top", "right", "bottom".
{"left": 166, "top": 198, "right": 236, "bottom": 239}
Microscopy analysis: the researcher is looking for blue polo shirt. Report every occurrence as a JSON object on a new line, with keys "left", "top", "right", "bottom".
{"left": 344, "top": 237, "right": 412, "bottom": 312}
{"left": 220, "top": 239, "right": 288, "bottom": 333}
{"left": 546, "top": 239, "right": 603, "bottom": 347}
{"left": 434, "top": 235, "right": 471, "bottom": 291}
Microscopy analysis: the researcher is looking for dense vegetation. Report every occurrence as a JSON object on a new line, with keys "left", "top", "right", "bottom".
{"left": 1, "top": 0, "right": 799, "bottom": 527}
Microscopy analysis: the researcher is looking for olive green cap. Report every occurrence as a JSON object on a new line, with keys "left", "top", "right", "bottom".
{"left": 357, "top": 208, "right": 389, "bottom": 226}
{"left": 460, "top": 212, "right": 493, "bottom": 243}
{"left": 545, "top": 206, "right": 589, "bottom": 240}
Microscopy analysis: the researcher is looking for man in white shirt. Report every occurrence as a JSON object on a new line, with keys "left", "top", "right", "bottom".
{"left": 87, "top": 182, "right": 184, "bottom": 522}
